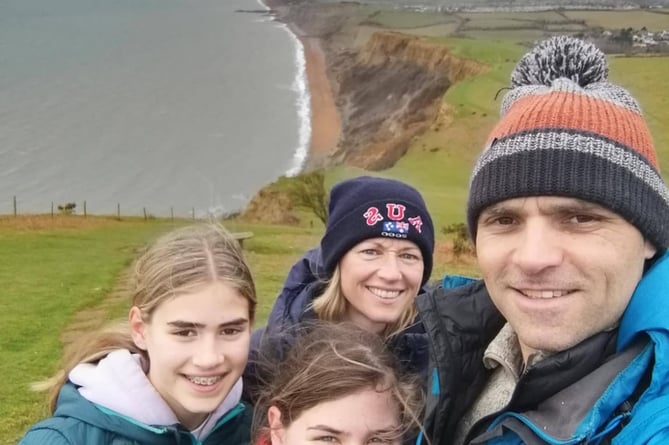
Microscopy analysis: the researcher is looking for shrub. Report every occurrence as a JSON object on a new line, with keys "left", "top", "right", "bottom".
{"left": 442, "top": 222, "right": 474, "bottom": 258}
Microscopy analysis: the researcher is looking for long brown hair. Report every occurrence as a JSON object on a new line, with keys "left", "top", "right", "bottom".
{"left": 40, "top": 223, "right": 256, "bottom": 412}
{"left": 252, "top": 322, "right": 425, "bottom": 443}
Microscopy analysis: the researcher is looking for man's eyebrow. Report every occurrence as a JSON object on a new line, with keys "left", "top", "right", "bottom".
{"left": 482, "top": 199, "right": 606, "bottom": 216}
{"left": 480, "top": 202, "right": 514, "bottom": 215}
{"left": 547, "top": 201, "right": 605, "bottom": 213}
{"left": 166, "top": 318, "right": 249, "bottom": 329}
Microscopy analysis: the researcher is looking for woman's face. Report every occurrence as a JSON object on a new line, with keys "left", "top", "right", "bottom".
{"left": 338, "top": 237, "right": 424, "bottom": 334}
{"left": 269, "top": 387, "right": 402, "bottom": 445}
{"left": 129, "top": 281, "right": 251, "bottom": 429}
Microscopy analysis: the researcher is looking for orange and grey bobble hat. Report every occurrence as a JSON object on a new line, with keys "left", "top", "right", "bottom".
{"left": 466, "top": 35, "right": 669, "bottom": 249}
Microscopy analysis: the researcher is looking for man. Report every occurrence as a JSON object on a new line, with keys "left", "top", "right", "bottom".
{"left": 417, "top": 36, "right": 669, "bottom": 444}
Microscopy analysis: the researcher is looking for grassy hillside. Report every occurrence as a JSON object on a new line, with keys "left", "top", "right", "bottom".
{"left": 0, "top": 217, "right": 176, "bottom": 443}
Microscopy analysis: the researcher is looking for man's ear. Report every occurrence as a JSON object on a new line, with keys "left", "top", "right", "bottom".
{"left": 128, "top": 306, "right": 148, "bottom": 351}
{"left": 644, "top": 240, "right": 657, "bottom": 260}
{"left": 268, "top": 406, "right": 286, "bottom": 445}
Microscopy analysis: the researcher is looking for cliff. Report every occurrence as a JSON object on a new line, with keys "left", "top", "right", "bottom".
{"left": 241, "top": 1, "right": 487, "bottom": 223}
{"left": 326, "top": 31, "right": 486, "bottom": 169}
{"left": 268, "top": 0, "right": 486, "bottom": 170}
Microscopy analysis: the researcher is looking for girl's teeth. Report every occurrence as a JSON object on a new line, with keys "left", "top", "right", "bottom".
{"left": 187, "top": 375, "right": 221, "bottom": 386}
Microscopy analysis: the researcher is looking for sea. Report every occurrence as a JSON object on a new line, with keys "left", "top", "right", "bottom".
{"left": 0, "top": 0, "right": 309, "bottom": 218}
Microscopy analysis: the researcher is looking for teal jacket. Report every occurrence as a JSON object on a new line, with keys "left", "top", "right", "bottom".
{"left": 19, "top": 383, "right": 251, "bottom": 445}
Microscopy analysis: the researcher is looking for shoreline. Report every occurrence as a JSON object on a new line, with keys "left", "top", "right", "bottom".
{"left": 299, "top": 34, "right": 341, "bottom": 167}
{"left": 262, "top": 0, "right": 341, "bottom": 171}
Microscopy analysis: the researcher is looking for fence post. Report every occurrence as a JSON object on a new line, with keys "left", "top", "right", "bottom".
{"left": 84, "top": 201, "right": 87, "bottom": 218}
{"left": 13, "top": 196, "right": 17, "bottom": 216}
{"left": 51, "top": 202, "right": 54, "bottom": 218}
{"left": 143, "top": 207, "right": 147, "bottom": 221}
{"left": 170, "top": 207, "right": 174, "bottom": 221}
{"left": 117, "top": 203, "right": 121, "bottom": 221}
{"left": 192, "top": 207, "right": 195, "bottom": 220}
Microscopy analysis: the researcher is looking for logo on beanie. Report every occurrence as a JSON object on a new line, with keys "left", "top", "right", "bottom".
{"left": 363, "top": 203, "right": 424, "bottom": 238}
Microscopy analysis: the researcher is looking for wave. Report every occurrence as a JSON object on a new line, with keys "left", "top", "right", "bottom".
{"left": 257, "top": 0, "right": 311, "bottom": 177}
{"left": 284, "top": 30, "right": 311, "bottom": 177}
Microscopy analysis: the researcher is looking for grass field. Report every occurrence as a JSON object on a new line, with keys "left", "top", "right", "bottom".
{"left": 564, "top": 9, "right": 669, "bottom": 30}
{"left": 0, "top": 217, "right": 177, "bottom": 443}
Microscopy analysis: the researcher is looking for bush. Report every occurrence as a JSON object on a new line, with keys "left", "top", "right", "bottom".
{"left": 288, "top": 170, "right": 329, "bottom": 225}
{"left": 442, "top": 222, "right": 473, "bottom": 258}
{"left": 57, "top": 202, "right": 76, "bottom": 215}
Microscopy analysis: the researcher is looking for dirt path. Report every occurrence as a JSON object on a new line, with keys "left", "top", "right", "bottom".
{"left": 59, "top": 268, "right": 133, "bottom": 349}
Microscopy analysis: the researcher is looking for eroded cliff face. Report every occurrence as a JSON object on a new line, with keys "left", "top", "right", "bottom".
{"left": 268, "top": 1, "right": 486, "bottom": 170}
{"left": 326, "top": 31, "right": 487, "bottom": 169}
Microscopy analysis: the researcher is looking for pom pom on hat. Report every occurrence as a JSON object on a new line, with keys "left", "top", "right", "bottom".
{"left": 511, "top": 35, "right": 609, "bottom": 88}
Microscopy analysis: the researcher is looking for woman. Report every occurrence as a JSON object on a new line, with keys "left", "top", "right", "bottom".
{"left": 246, "top": 176, "right": 435, "bottom": 399}
{"left": 253, "top": 322, "right": 425, "bottom": 445}
{"left": 19, "top": 223, "right": 256, "bottom": 445}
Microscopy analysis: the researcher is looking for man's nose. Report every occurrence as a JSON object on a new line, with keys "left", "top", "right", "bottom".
{"left": 512, "top": 219, "right": 563, "bottom": 274}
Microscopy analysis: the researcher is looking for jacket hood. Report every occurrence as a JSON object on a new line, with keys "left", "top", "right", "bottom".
{"left": 619, "top": 251, "right": 669, "bottom": 350}
{"left": 53, "top": 383, "right": 178, "bottom": 444}
{"left": 66, "top": 349, "right": 243, "bottom": 440}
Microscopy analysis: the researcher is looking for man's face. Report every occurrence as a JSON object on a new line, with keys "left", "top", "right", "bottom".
{"left": 476, "top": 196, "right": 656, "bottom": 361}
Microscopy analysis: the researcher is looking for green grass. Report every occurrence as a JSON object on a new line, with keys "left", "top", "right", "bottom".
{"left": 0, "top": 217, "right": 178, "bottom": 444}
{"left": 365, "top": 10, "right": 458, "bottom": 29}
{"left": 458, "top": 10, "right": 569, "bottom": 23}
{"left": 609, "top": 55, "right": 669, "bottom": 174}
{"left": 563, "top": 9, "right": 669, "bottom": 31}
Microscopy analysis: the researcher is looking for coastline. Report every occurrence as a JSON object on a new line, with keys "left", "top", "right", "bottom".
{"left": 262, "top": 0, "right": 341, "bottom": 172}
{"left": 300, "top": 35, "right": 341, "bottom": 167}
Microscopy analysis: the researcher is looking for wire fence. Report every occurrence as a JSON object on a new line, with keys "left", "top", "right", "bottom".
{"left": 5, "top": 196, "right": 207, "bottom": 221}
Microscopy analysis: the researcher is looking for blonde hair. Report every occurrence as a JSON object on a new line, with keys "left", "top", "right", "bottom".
{"left": 311, "top": 266, "right": 418, "bottom": 338}
{"left": 41, "top": 223, "right": 256, "bottom": 412}
{"left": 252, "top": 322, "right": 425, "bottom": 443}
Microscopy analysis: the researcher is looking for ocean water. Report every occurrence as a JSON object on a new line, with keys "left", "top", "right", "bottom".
{"left": 0, "top": 0, "right": 308, "bottom": 217}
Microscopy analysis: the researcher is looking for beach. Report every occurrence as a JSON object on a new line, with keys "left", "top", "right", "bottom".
{"left": 301, "top": 35, "right": 341, "bottom": 166}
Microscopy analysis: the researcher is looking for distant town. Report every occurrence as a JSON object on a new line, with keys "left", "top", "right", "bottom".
{"left": 593, "top": 27, "right": 669, "bottom": 52}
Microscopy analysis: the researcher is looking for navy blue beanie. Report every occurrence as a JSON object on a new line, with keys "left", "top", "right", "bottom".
{"left": 320, "top": 176, "right": 435, "bottom": 285}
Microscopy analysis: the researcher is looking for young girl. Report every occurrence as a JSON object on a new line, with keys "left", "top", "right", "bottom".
{"left": 253, "top": 322, "right": 425, "bottom": 445}
{"left": 246, "top": 176, "right": 435, "bottom": 399}
{"left": 19, "top": 223, "right": 256, "bottom": 445}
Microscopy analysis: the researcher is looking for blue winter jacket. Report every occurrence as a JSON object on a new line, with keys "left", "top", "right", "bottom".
{"left": 417, "top": 251, "right": 669, "bottom": 445}
{"left": 244, "top": 247, "right": 431, "bottom": 401}
{"left": 18, "top": 383, "right": 252, "bottom": 445}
